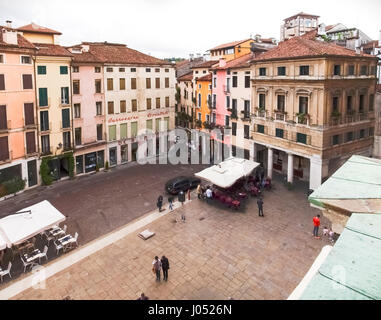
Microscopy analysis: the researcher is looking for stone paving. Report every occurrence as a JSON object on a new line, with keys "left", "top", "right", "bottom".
{"left": 12, "top": 179, "right": 332, "bottom": 300}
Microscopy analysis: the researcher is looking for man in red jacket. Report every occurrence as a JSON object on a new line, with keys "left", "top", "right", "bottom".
{"left": 313, "top": 215, "right": 321, "bottom": 239}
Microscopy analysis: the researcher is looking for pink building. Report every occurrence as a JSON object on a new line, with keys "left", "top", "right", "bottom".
{"left": 0, "top": 23, "right": 39, "bottom": 195}
{"left": 68, "top": 45, "right": 106, "bottom": 174}
{"left": 212, "top": 59, "right": 229, "bottom": 127}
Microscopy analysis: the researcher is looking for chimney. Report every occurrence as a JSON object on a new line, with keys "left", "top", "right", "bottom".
{"left": 219, "top": 58, "right": 226, "bottom": 68}
{"left": 255, "top": 34, "right": 261, "bottom": 42}
{"left": 189, "top": 53, "right": 194, "bottom": 61}
{"left": 2, "top": 28, "right": 18, "bottom": 45}
{"left": 6, "top": 20, "right": 12, "bottom": 28}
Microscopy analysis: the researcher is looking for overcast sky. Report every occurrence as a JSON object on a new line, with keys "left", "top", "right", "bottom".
{"left": 1, "top": 0, "right": 380, "bottom": 59}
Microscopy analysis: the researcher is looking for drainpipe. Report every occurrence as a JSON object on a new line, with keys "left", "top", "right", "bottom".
{"left": 32, "top": 52, "right": 40, "bottom": 165}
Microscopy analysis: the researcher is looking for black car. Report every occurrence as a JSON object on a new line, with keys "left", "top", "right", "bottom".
{"left": 165, "top": 176, "right": 201, "bottom": 195}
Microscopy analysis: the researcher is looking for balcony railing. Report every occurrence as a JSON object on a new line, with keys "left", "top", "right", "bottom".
{"left": 255, "top": 109, "right": 266, "bottom": 118}
{"left": 0, "top": 120, "right": 11, "bottom": 132}
{"left": 295, "top": 114, "right": 309, "bottom": 125}
{"left": 274, "top": 111, "right": 286, "bottom": 121}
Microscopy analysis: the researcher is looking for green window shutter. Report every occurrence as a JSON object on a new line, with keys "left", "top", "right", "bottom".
{"left": 297, "top": 133, "right": 307, "bottom": 144}
{"left": 39, "top": 88, "right": 48, "bottom": 106}
{"left": 146, "top": 119, "right": 153, "bottom": 131}
{"left": 37, "top": 66, "right": 46, "bottom": 75}
{"left": 60, "top": 66, "right": 68, "bottom": 74}
{"left": 276, "top": 128, "right": 284, "bottom": 138}
{"left": 109, "top": 125, "right": 116, "bottom": 141}
{"left": 257, "top": 125, "right": 264, "bottom": 134}
{"left": 155, "top": 118, "right": 161, "bottom": 132}
{"left": 61, "top": 109, "right": 70, "bottom": 128}
{"left": 120, "top": 123, "right": 127, "bottom": 139}
{"left": 131, "top": 122, "right": 138, "bottom": 137}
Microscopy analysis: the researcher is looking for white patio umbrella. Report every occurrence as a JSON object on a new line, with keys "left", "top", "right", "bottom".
{"left": 0, "top": 200, "right": 66, "bottom": 247}
{"left": 195, "top": 157, "right": 260, "bottom": 189}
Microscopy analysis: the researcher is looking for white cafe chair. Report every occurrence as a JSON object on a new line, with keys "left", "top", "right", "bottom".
{"left": 0, "top": 262, "right": 12, "bottom": 282}
{"left": 39, "top": 246, "right": 49, "bottom": 263}
{"left": 54, "top": 240, "right": 64, "bottom": 256}
{"left": 62, "top": 225, "right": 67, "bottom": 234}
{"left": 20, "top": 255, "right": 33, "bottom": 273}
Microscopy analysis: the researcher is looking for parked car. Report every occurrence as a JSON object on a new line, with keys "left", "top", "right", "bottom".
{"left": 165, "top": 176, "right": 201, "bottom": 195}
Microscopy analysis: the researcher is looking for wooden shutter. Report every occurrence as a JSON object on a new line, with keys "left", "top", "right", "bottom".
{"left": 165, "top": 78, "right": 169, "bottom": 88}
{"left": 0, "top": 74, "right": 5, "bottom": 90}
{"left": 24, "top": 103, "right": 34, "bottom": 125}
{"left": 131, "top": 78, "right": 137, "bottom": 89}
{"left": 156, "top": 78, "right": 160, "bottom": 88}
{"left": 132, "top": 100, "right": 137, "bottom": 112}
{"left": 0, "top": 105, "right": 7, "bottom": 129}
{"left": 39, "top": 88, "right": 48, "bottom": 106}
{"left": 146, "top": 78, "right": 151, "bottom": 89}
{"left": 120, "top": 100, "right": 126, "bottom": 113}
{"left": 0, "top": 136, "right": 9, "bottom": 161}
{"left": 26, "top": 131, "right": 36, "bottom": 154}
{"left": 23, "top": 74, "right": 33, "bottom": 89}
{"left": 62, "top": 109, "right": 70, "bottom": 128}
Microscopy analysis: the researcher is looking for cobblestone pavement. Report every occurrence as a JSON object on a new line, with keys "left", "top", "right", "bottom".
{"left": 13, "top": 179, "right": 332, "bottom": 300}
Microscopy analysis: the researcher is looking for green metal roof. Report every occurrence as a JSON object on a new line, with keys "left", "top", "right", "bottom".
{"left": 300, "top": 213, "right": 381, "bottom": 300}
{"left": 309, "top": 156, "right": 381, "bottom": 206}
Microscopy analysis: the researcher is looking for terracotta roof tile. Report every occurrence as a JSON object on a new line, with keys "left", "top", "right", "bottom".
{"left": 196, "top": 74, "right": 212, "bottom": 81}
{"left": 362, "top": 40, "right": 380, "bottom": 49}
{"left": 210, "top": 39, "right": 252, "bottom": 51}
{"left": 254, "top": 34, "right": 375, "bottom": 62}
{"left": 82, "top": 42, "right": 170, "bottom": 66}
{"left": 212, "top": 53, "right": 253, "bottom": 71}
{"left": 177, "top": 72, "right": 193, "bottom": 81}
{"left": 0, "top": 26, "right": 36, "bottom": 50}
{"left": 71, "top": 51, "right": 103, "bottom": 63}
{"left": 17, "top": 23, "right": 62, "bottom": 35}
{"left": 191, "top": 60, "right": 218, "bottom": 69}
{"left": 34, "top": 43, "right": 73, "bottom": 57}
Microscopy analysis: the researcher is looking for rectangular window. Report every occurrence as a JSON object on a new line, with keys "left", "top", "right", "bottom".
{"left": 348, "top": 65, "right": 355, "bottom": 76}
{"left": 165, "top": 69, "right": 169, "bottom": 73}
{"left": 333, "top": 65, "right": 341, "bottom": 76}
{"left": 360, "top": 65, "right": 368, "bottom": 76}
{"left": 232, "top": 76, "right": 238, "bottom": 88}
{"left": 40, "top": 111, "right": 49, "bottom": 131}
{"left": 244, "top": 100, "right": 250, "bottom": 118}
{"left": 226, "top": 96, "right": 230, "bottom": 108}
{"left": 244, "top": 125, "right": 250, "bottom": 139}
{"left": 41, "top": 135, "right": 50, "bottom": 155}
{"left": 24, "top": 103, "right": 34, "bottom": 125}
{"left": 75, "top": 128, "right": 82, "bottom": 146}
{"left": 0, "top": 74, "right": 4, "bottom": 90}
{"left": 39, "top": 88, "right": 48, "bottom": 106}
{"left": 131, "top": 68, "right": 136, "bottom": 72}
{"left": 37, "top": 66, "right": 46, "bottom": 75}
{"left": 299, "top": 97, "right": 308, "bottom": 114}
{"left": 232, "top": 122, "right": 237, "bottom": 136}
{"left": 369, "top": 94, "right": 374, "bottom": 111}
{"left": 119, "top": 78, "right": 126, "bottom": 90}
{"left": 107, "top": 78, "right": 113, "bottom": 91}
{"left": 347, "top": 95, "right": 353, "bottom": 112}
{"left": 106, "top": 67, "right": 113, "bottom": 72}
{"left": 145, "top": 98, "right": 151, "bottom": 110}
{"left": 21, "top": 56, "right": 31, "bottom": 64}
{"left": 297, "top": 133, "right": 307, "bottom": 144}
{"left": 108, "top": 125, "right": 116, "bottom": 141}
{"left": 108, "top": 101, "right": 114, "bottom": 114}
{"left": 95, "top": 79, "right": 101, "bottom": 93}
{"left": 63, "top": 132, "right": 71, "bottom": 151}
{"left": 257, "top": 125, "right": 265, "bottom": 134}
{"left": 359, "top": 95, "right": 365, "bottom": 113}
{"left": 244, "top": 75, "right": 250, "bottom": 88}
{"left": 0, "top": 54, "right": 3, "bottom": 63}
{"left": 299, "top": 65, "right": 310, "bottom": 76}
{"left": 232, "top": 99, "right": 237, "bottom": 112}
{"left": 346, "top": 131, "right": 354, "bottom": 142}
{"left": 332, "top": 97, "right": 339, "bottom": 113}
{"left": 225, "top": 115, "right": 229, "bottom": 126}
{"left": 0, "top": 105, "right": 7, "bottom": 129}
{"left": 61, "top": 109, "right": 70, "bottom": 128}
{"left": 73, "top": 80, "right": 80, "bottom": 94}
{"left": 22, "top": 74, "right": 33, "bottom": 90}
{"left": 165, "top": 77, "right": 169, "bottom": 88}
{"left": 131, "top": 122, "right": 138, "bottom": 137}
{"left": 96, "top": 102, "right": 102, "bottom": 115}
{"left": 73, "top": 66, "right": 79, "bottom": 73}
{"left": 213, "top": 77, "right": 217, "bottom": 88}
{"left": 155, "top": 78, "right": 160, "bottom": 89}
{"left": 60, "top": 66, "right": 68, "bottom": 74}
{"left": 278, "top": 67, "right": 286, "bottom": 76}
{"left": 276, "top": 128, "right": 284, "bottom": 138}
{"left": 277, "top": 95, "right": 285, "bottom": 111}
{"left": 156, "top": 118, "right": 161, "bottom": 132}
{"left": 359, "top": 129, "right": 365, "bottom": 139}
{"left": 332, "top": 135, "right": 340, "bottom": 145}
{"left": 259, "top": 94, "right": 266, "bottom": 108}
{"left": 120, "top": 123, "right": 127, "bottom": 139}
{"left": 119, "top": 68, "right": 125, "bottom": 72}
{"left": 76, "top": 156, "right": 83, "bottom": 174}
{"left": 131, "top": 78, "right": 137, "bottom": 89}
{"left": 369, "top": 127, "right": 374, "bottom": 137}
{"left": 132, "top": 99, "right": 137, "bottom": 112}
{"left": 95, "top": 67, "right": 101, "bottom": 73}
{"left": 156, "top": 97, "right": 160, "bottom": 109}
{"left": 165, "top": 97, "right": 170, "bottom": 108}
{"left": 155, "top": 68, "right": 160, "bottom": 73}
{"left": 97, "top": 124, "right": 103, "bottom": 141}
{"left": 120, "top": 100, "right": 126, "bottom": 113}
{"left": 61, "top": 87, "right": 69, "bottom": 104}
{"left": 146, "top": 119, "right": 153, "bottom": 131}
{"left": 146, "top": 68, "right": 151, "bottom": 72}
{"left": 74, "top": 103, "right": 81, "bottom": 118}
{"left": 259, "top": 68, "right": 266, "bottom": 76}
{"left": 146, "top": 78, "right": 151, "bottom": 89}
{"left": 26, "top": 131, "right": 36, "bottom": 154}
{"left": 121, "top": 145, "right": 128, "bottom": 163}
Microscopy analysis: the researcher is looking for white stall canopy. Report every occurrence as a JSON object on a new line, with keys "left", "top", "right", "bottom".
{"left": 0, "top": 234, "right": 7, "bottom": 250}
{"left": 0, "top": 200, "right": 66, "bottom": 248}
{"left": 195, "top": 157, "right": 260, "bottom": 189}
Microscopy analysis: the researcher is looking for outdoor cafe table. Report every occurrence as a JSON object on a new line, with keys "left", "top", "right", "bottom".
{"left": 48, "top": 226, "right": 65, "bottom": 238}
{"left": 57, "top": 235, "right": 75, "bottom": 252}
{"left": 23, "top": 249, "right": 41, "bottom": 268}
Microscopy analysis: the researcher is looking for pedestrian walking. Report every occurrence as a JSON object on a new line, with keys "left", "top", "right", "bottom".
{"left": 178, "top": 190, "right": 185, "bottom": 206}
{"left": 168, "top": 196, "right": 174, "bottom": 211}
{"left": 157, "top": 195, "right": 163, "bottom": 212}
{"left": 161, "top": 255, "right": 170, "bottom": 281}
{"left": 137, "top": 293, "right": 149, "bottom": 300}
{"left": 257, "top": 197, "right": 264, "bottom": 217}
{"left": 152, "top": 256, "right": 162, "bottom": 282}
{"left": 196, "top": 184, "right": 202, "bottom": 199}
{"left": 313, "top": 214, "right": 321, "bottom": 239}
{"left": 187, "top": 188, "right": 191, "bottom": 201}
{"left": 205, "top": 186, "right": 213, "bottom": 203}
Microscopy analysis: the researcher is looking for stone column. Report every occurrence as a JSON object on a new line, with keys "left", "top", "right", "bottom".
{"left": 287, "top": 153, "right": 294, "bottom": 184}
{"left": 267, "top": 148, "right": 273, "bottom": 179}
{"left": 309, "top": 155, "right": 324, "bottom": 190}
{"left": 250, "top": 142, "right": 256, "bottom": 161}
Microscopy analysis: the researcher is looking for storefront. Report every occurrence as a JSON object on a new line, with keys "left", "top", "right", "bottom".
{"left": 75, "top": 149, "right": 105, "bottom": 174}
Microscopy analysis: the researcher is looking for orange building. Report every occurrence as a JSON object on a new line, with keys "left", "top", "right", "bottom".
{"left": 0, "top": 23, "right": 39, "bottom": 196}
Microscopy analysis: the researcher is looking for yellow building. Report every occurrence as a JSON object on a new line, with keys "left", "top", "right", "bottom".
{"left": 18, "top": 23, "right": 74, "bottom": 181}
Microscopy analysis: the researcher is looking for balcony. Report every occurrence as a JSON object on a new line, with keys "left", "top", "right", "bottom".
{"left": 240, "top": 111, "right": 251, "bottom": 122}
{"left": 274, "top": 111, "right": 287, "bottom": 122}
{"left": 295, "top": 113, "right": 309, "bottom": 125}
{"left": 0, "top": 150, "right": 12, "bottom": 163}
{"left": 255, "top": 108, "right": 266, "bottom": 118}
{"left": 0, "top": 120, "right": 11, "bottom": 133}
